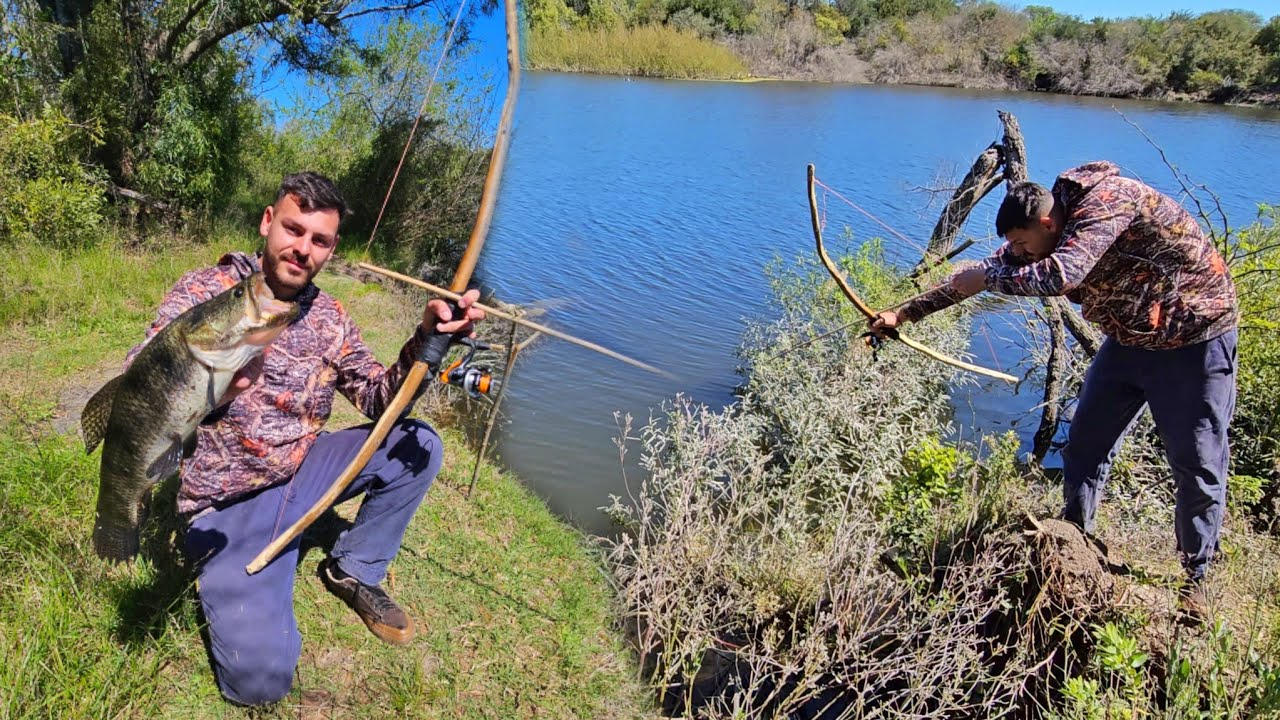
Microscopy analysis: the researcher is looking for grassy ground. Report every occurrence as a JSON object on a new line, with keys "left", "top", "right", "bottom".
{"left": 526, "top": 25, "right": 749, "bottom": 80}
{"left": 0, "top": 234, "right": 649, "bottom": 719}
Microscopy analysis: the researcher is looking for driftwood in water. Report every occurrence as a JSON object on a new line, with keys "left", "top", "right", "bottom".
{"left": 917, "top": 143, "right": 1004, "bottom": 272}
{"left": 996, "top": 111, "right": 1063, "bottom": 466}
{"left": 905, "top": 110, "right": 1107, "bottom": 466}
{"left": 1032, "top": 300, "right": 1068, "bottom": 464}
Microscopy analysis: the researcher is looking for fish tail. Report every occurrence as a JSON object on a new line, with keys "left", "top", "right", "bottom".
{"left": 92, "top": 517, "right": 140, "bottom": 563}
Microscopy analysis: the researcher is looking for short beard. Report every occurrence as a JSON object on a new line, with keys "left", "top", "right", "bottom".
{"left": 263, "top": 252, "right": 310, "bottom": 295}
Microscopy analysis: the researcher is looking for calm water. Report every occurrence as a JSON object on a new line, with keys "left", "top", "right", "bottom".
{"left": 477, "top": 71, "right": 1280, "bottom": 535}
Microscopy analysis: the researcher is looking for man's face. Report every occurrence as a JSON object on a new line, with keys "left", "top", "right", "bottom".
{"left": 259, "top": 193, "right": 340, "bottom": 300}
{"left": 1004, "top": 214, "right": 1061, "bottom": 262}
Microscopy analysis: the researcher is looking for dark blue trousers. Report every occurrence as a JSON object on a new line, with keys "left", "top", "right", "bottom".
{"left": 1062, "top": 329, "right": 1237, "bottom": 581}
{"left": 183, "top": 419, "right": 442, "bottom": 706}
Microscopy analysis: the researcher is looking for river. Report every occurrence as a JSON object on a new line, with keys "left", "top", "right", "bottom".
{"left": 476, "top": 71, "right": 1280, "bottom": 535}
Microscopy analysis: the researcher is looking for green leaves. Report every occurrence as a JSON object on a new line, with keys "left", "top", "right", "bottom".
{"left": 0, "top": 110, "right": 107, "bottom": 247}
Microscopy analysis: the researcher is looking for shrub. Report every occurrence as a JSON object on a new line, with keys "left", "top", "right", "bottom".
{"left": 0, "top": 110, "right": 107, "bottom": 248}
{"left": 604, "top": 239, "right": 1280, "bottom": 717}
{"left": 1231, "top": 205, "right": 1280, "bottom": 523}
{"left": 526, "top": 24, "right": 749, "bottom": 79}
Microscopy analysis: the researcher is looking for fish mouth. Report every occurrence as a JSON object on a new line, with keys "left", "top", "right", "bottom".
{"left": 250, "top": 273, "right": 299, "bottom": 327}
{"left": 240, "top": 273, "right": 298, "bottom": 347}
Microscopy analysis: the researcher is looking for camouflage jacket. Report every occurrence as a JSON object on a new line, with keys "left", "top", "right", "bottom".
{"left": 125, "top": 252, "right": 430, "bottom": 516}
{"left": 899, "top": 162, "right": 1238, "bottom": 349}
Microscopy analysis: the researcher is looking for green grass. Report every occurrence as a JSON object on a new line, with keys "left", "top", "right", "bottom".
{"left": 527, "top": 24, "right": 749, "bottom": 80}
{"left": 0, "top": 238, "right": 649, "bottom": 718}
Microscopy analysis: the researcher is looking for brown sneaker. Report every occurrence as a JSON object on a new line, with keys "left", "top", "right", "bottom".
{"left": 1176, "top": 580, "right": 1208, "bottom": 628}
{"left": 319, "top": 558, "right": 415, "bottom": 645}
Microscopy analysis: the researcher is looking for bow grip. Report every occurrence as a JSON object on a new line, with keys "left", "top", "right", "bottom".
{"left": 416, "top": 299, "right": 465, "bottom": 375}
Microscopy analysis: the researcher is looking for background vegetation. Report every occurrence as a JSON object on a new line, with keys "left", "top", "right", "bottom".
{"left": 526, "top": 0, "right": 1280, "bottom": 102}
{"left": 1, "top": 0, "right": 494, "bottom": 270}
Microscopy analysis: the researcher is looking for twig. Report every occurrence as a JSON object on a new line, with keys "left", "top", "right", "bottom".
{"left": 467, "top": 320, "right": 536, "bottom": 498}
{"left": 1113, "top": 108, "right": 1232, "bottom": 257}
{"left": 908, "top": 238, "right": 976, "bottom": 281}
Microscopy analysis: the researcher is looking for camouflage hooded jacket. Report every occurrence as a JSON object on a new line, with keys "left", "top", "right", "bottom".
{"left": 125, "top": 252, "right": 430, "bottom": 516}
{"left": 899, "top": 162, "right": 1238, "bottom": 349}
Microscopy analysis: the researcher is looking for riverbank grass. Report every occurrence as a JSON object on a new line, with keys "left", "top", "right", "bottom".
{"left": 527, "top": 24, "right": 748, "bottom": 80}
{"left": 0, "top": 236, "right": 647, "bottom": 718}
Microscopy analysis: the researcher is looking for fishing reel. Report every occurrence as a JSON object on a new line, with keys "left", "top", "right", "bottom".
{"left": 859, "top": 330, "right": 887, "bottom": 360}
{"left": 438, "top": 337, "right": 498, "bottom": 399}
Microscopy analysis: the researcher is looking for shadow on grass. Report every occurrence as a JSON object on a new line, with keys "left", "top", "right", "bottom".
{"left": 110, "top": 476, "right": 355, "bottom": 648}
{"left": 111, "top": 475, "right": 198, "bottom": 647}
{"left": 415, "top": 552, "right": 557, "bottom": 623}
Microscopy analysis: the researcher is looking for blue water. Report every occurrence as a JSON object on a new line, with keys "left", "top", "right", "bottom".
{"left": 477, "top": 71, "right": 1280, "bottom": 534}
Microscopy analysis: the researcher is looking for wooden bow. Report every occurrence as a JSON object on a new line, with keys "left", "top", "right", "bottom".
{"left": 245, "top": 0, "right": 522, "bottom": 574}
{"left": 806, "top": 164, "right": 1017, "bottom": 384}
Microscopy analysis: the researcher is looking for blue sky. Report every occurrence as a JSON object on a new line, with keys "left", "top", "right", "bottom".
{"left": 251, "top": 4, "right": 511, "bottom": 126}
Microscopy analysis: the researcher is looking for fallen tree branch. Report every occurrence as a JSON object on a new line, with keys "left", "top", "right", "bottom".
{"left": 1032, "top": 299, "right": 1066, "bottom": 465}
{"left": 917, "top": 143, "right": 1003, "bottom": 271}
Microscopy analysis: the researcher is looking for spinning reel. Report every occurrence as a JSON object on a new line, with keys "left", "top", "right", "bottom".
{"left": 438, "top": 337, "right": 498, "bottom": 399}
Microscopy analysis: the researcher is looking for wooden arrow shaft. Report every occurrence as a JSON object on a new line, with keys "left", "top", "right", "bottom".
{"left": 357, "top": 263, "right": 674, "bottom": 379}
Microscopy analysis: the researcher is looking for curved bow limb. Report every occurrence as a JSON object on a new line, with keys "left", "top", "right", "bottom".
{"left": 245, "top": 0, "right": 523, "bottom": 575}
{"left": 806, "top": 164, "right": 1017, "bottom": 385}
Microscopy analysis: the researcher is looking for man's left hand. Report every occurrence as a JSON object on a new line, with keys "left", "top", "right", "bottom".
{"left": 950, "top": 267, "right": 988, "bottom": 297}
{"left": 423, "top": 288, "right": 485, "bottom": 337}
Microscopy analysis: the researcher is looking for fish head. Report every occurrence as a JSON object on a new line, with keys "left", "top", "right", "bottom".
{"left": 184, "top": 272, "right": 299, "bottom": 371}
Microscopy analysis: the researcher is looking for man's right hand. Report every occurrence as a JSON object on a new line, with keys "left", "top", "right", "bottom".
{"left": 218, "top": 353, "right": 265, "bottom": 407}
{"left": 869, "top": 310, "right": 901, "bottom": 338}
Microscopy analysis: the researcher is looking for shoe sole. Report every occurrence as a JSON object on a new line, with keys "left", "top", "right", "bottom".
{"left": 363, "top": 615, "right": 415, "bottom": 646}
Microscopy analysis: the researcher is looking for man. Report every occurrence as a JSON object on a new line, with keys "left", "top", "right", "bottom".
{"left": 872, "top": 161, "right": 1238, "bottom": 618}
{"left": 125, "top": 172, "right": 485, "bottom": 705}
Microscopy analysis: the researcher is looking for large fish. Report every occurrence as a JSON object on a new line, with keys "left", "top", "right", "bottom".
{"left": 81, "top": 272, "right": 298, "bottom": 562}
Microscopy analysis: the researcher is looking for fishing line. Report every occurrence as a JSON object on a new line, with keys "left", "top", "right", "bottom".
{"left": 364, "top": 0, "right": 471, "bottom": 255}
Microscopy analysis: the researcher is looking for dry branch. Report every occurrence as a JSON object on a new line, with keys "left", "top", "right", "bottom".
{"left": 918, "top": 143, "right": 1003, "bottom": 271}
{"left": 1032, "top": 300, "right": 1066, "bottom": 465}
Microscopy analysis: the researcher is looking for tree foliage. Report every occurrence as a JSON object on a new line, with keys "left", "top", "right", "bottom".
{"left": 528, "top": 0, "right": 1280, "bottom": 98}
{"left": 2, "top": 0, "right": 457, "bottom": 216}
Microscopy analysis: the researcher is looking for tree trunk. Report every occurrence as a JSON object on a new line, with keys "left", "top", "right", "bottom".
{"left": 916, "top": 142, "right": 1003, "bottom": 270}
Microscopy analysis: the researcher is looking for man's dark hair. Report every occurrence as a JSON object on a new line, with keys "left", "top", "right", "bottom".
{"left": 995, "top": 181, "right": 1054, "bottom": 237}
{"left": 276, "top": 172, "right": 348, "bottom": 222}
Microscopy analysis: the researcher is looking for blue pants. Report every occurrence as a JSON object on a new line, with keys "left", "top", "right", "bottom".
{"left": 1062, "top": 329, "right": 1237, "bottom": 581}
{"left": 183, "top": 419, "right": 442, "bottom": 706}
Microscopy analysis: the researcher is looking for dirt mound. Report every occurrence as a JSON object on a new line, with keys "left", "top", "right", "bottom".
{"left": 1012, "top": 514, "right": 1181, "bottom": 677}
